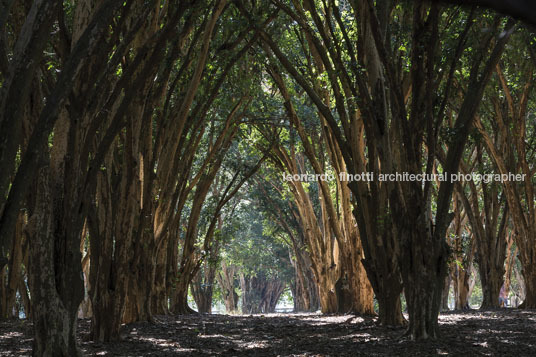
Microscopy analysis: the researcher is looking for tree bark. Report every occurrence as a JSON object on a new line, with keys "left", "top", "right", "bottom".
{"left": 440, "top": 273, "right": 451, "bottom": 312}
{"left": 172, "top": 277, "right": 197, "bottom": 315}
{"left": 28, "top": 167, "right": 82, "bottom": 357}
{"left": 2, "top": 212, "right": 24, "bottom": 318}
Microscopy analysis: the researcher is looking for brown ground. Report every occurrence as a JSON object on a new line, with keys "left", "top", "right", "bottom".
{"left": 1, "top": 309, "right": 535, "bottom": 356}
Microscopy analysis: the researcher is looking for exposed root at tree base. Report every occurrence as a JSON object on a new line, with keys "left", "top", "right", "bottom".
{"left": 1, "top": 309, "right": 536, "bottom": 356}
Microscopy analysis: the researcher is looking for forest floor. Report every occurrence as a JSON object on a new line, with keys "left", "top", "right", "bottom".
{"left": 0, "top": 309, "right": 535, "bottom": 356}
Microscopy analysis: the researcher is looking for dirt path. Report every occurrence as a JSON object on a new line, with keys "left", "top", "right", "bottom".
{"left": 1, "top": 310, "right": 535, "bottom": 356}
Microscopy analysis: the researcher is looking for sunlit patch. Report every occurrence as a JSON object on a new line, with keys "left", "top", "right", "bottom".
{"left": 330, "top": 332, "right": 373, "bottom": 340}
{"left": 0, "top": 331, "right": 24, "bottom": 339}
{"left": 3, "top": 311, "right": 536, "bottom": 355}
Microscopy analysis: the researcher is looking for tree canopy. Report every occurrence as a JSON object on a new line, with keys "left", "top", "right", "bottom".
{"left": 0, "top": 0, "right": 535, "bottom": 355}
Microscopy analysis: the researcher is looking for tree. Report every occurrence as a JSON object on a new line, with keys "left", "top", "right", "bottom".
{"left": 474, "top": 49, "right": 536, "bottom": 308}
{"left": 12, "top": 1, "right": 158, "bottom": 353}
{"left": 219, "top": 200, "right": 293, "bottom": 314}
{"left": 238, "top": 0, "right": 514, "bottom": 338}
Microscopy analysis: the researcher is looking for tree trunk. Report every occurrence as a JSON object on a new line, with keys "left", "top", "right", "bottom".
{"left": 28, "top": 167, "right": 82, "bottom": 357}
{"left": 240, "top": 273, "right": 257, "bottom": 314}
{"left": 217, "top": 262, "right": 239, "bottom": 314}
{"left": 78, "top": 248, "right": 92, "bottom": 318}
{"left": 260, "top": 280, "right": 285, "bottom": 313}
{"left": 123, "top": 243, "right": 157, "bottom": 323}
{"left": 316, "top": 274, "right": 338, "bottom": 314}
{"left": 18, "top": 279, "right": 31, "bottom": 318}
{"left": 440, "top": 273, "right": 451, "bottom": 312}
{"left": 473, "top": 64, "right": 535, "bottom": 310}
{"left": 270, "top": 65, "right": 374, "bottom": 315}
{"left": 453, "top": 243, "right": 475, "bottom": 310}
{"left": 2, "top": 212, "right": 24, "bottom": 318}
{"left": 512, "top": 263, "right": 526, "bottom": 305}
{"left": 191, "top": 233, "right": 221, "bottom": 314}
{"left": 191, "top": 270, "right": 215, "bottom": 314}
{"left": 378, "top": 291, "right": 405, "bottom": 326}
{"left": 193, "top": 290, "right": 213, "bottom": 314}
{"left": 152, "top": 240, "right": 170, "bottom": 315}
{"left": 90, "top": 291, "right": 124, "bottom": 342}
{"left": 359, "top": 227, "right": 405, "bottom": 326}
{"left": 479, "top": 260, "right": 504, "bottom": 309}
{"left": 405, "top": 283, "right": 441, "bottom": 340}
{"left": 172, "top": 277, "right": 196, "bottom": 315}
{"left": 88, "top": 113, "right": 147, "bottom": 340}
{"left": 519, "top": 263, "right": 536, "bottom": 308}
{"left": 88, "top": 168, "right": 137, "bottom": 340}
{"left": 456, "top": 162, "right": 508, "bottom": 309}
{"left": 455, "top": 268, "right": 472, "bottom": 310}
{"left": 399, "top": 220, "right": 448, "bottom": 340}
{"left": 504, "top": 239, "right": 517, "bottom": 297}
{"left": 240, "top": 273, "right": 284, "bottom": 314}
{"left": 289, "top": 247, "right": 319, "bottom": 312}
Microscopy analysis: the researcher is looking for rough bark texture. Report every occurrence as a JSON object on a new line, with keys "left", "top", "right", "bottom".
{"left": 28, "top": 167, "right": 82, "bottom": 357}
{"left": 1, "top": 212, "right": 24, "bottom": 318}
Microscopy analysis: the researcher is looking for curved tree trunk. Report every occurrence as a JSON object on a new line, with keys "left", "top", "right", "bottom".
{"left": 172, "top": 277, "right": 197, "bottom": 315}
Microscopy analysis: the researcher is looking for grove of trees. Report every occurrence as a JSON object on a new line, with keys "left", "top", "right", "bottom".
{"left": 0, "top": 0, "right": 535, "bottom": 355}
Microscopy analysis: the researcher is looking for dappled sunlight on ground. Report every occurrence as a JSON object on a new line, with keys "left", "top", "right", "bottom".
{"left": 0, "top": 310, "right": 536, "bottom": 355}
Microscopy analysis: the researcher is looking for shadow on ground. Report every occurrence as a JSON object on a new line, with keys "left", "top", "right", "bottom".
{"left": 1, "top": 309, "right": 535, "bottom": 356}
